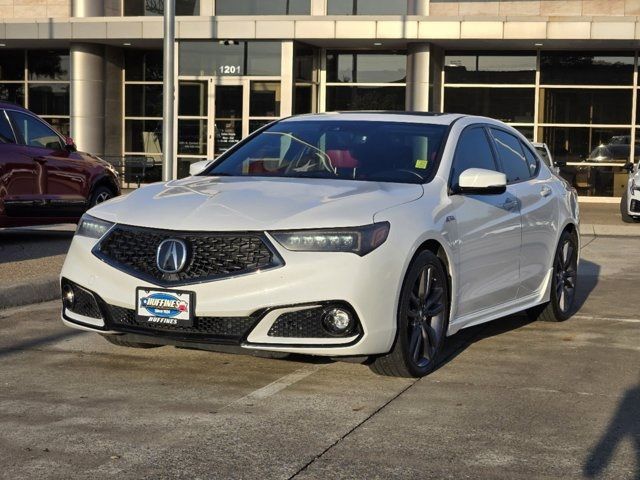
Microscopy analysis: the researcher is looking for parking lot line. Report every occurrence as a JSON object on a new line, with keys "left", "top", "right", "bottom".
{"left": 572, "top": 314, "right": 640, "bottom": 323}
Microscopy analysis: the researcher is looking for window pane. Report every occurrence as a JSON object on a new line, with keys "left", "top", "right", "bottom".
{"left": 216, "top": 0, "right": 309, "bottom": 14}
{"left": 28, "top": 84, "right": 69, "bottom": 116}
{"left": 215, "top": 86, "right": 243, "bottom": 118}
{"left": 125, "top": 84, "right": 163, "bottom": 117}
{"left": 178, "top": 119, "right": 207, "bottom": 155}
{"left": 543, "top": 127, "right": 632, "bottom": 197}
{"left": 250, "top": 82, "right": 281, "bottom": 117}
{"left": 125, "top": 119, "right": 163, "bottom": 152}
{"left": 124, "top": 0, "right": 200, "bottom": 15}
{"left": 123, "top": 154, "right": 162, "bottom": 184}
{"left": 0, "top": 111, "right": 16, "bottom": 144}
{"left": 9, "top": 111, "right": 63, "bottom": 150}
{"left": 179, "top": 81, "right": 208, "bottom": 116}
{"left": 246, "top": 42, "right": 281, "bottom": 76}
{"left": 124, "top": 50, "right": 163, "bottom": 81}
{"left": 294, "top": 85, "right": 313, "bottom": 114}
{"left": 451, "top": 127, "right": 497, "bottom": 189}
{"left": 215, "top": 120, "right": 242, "bottom": 155}
{"left": 295, "top": 46, "right": 314, "bottom": 82}
{"left": 326, "top": 86, "right": 405, "bottom": 110}
{"left": 445, "top": 53, "right": 536, "bottom": 84}
{"left": 327, "top": 0, "right": 406, "bottom": 14}
{"left": 28, "top": 50, "right": 69, "bottom": 81}
{"left": 0, "top": 50, "right": 24, "bottom": 80}
{"left": 541, "top": 88, "right": 632, "bottom": 125}
{"left": 0, "top": 84, "right": 25, "bottom": 106}
{"left": 490, "top": 128, "right": 531, "bottom": 182}
{"left": 46, "top": 117, "right": 70, "bottom": 137}
{"left": 444, "top": 87, "right": 534, "bottom": 123}
{"left": 249, "top": 119, "right": 273, "bottom": 133}
{"left": 513, "top": 126, "right": 534, "bottom": 141}
{"left": 180, "top": 42, "right": 244, "bottom": 76}
{"left": 541, "top": 52, "right": 634, "bottom": 86}
{"left": 522, "top": 143, "right": 539, "bottom": 175}
{"left": 178, "top": 157, "right": 204, "bottom": 179}
{"left": 326, "top": 52, "right": 406, "bottom": 83}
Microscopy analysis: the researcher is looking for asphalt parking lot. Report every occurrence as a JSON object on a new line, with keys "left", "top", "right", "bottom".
{"left": 0, "top": 233, "right": 638, "bottom": 479}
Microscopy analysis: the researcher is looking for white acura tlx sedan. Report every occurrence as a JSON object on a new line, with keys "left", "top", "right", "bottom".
{"left": 60, "top": 112, "right": 580, "bottom": 378}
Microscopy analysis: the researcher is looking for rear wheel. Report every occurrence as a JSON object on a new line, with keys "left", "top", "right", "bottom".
{"left": 102, "top": 335, "right": 161, "bottom": 349}
{"left": 369, "top": 250, "right": 449, "bottom": 378}
{"left": 527, "top": 229, "right": 578, "bottom": 322}
{"left": 621, "top": 190, "right": 640, "bottom": 223}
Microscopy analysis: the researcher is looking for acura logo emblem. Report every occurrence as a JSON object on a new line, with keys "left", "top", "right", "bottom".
{"left": 157, "top": 239, "right": 188, "bottom": 274}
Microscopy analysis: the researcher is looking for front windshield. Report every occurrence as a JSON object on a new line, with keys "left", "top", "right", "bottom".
{"left": 205, "top": 120, "right": 447, "bottom": 184}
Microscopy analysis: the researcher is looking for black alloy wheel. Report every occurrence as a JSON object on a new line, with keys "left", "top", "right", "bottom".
{"left": 370, "top": 250, "right": 449, "bottom": 378}
{"left": 528, "top": 229, "right": 579, "bottom": 322}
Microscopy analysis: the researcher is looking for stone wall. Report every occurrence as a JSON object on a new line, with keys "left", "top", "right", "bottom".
{"left": 429, "top": 0, "right": 640, "bottom": 16}
{"left": 0, "top": 0, "right": 71, "bottom": 18}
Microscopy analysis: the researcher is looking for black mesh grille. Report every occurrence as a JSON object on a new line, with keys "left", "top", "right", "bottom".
{"left": 66, "top": 284, "right": 102, "bottom": 319}
{"left": 106, "top": 304, "right": 257, "bottom": 341}
{"left": 95, "top": 225, "right": 281, "bottom": 286}
{"left": 268, "top": 307, "right": 356, "bottom": 338}
{"left": 631, "top": 199, "right": 640, "bottom": 213}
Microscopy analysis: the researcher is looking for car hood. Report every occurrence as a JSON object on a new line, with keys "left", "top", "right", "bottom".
{"left": 89, "top": 176, "right": 423, "bottom": 231}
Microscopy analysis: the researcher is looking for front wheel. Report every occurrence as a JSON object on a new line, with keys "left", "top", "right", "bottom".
{"left": 369, "top": 250, "right": 449, "bottom": 378}
{"left": 527, "top": 229, "right": 578, "bottom": 322}
{"left": 89, "top": 186, "right": 115, "bottom": 208}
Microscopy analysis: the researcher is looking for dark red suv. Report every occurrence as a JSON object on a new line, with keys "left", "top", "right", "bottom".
{"left": 0, "top": 102, "right": 120, "bottom": 228}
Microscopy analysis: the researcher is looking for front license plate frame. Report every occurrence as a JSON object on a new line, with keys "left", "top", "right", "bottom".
{"left": 136, "top": 288, "right": 195, "bottom": 327}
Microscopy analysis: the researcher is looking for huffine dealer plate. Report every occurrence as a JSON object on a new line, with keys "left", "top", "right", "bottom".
{"left": 136, "top": 288, "right": 195, "bottom": 327}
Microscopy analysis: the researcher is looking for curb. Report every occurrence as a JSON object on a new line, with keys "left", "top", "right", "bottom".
{"left": 0, "top": 277, "right": 59, "bottom": 310}
{"left": 580, "top": 224, "right": 640, "bottom": 237}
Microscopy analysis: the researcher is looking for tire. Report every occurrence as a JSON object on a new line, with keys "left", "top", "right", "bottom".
{"left": 620, "top": 190, "right": 640, "bottom": 223}
{"left": 102, "top": 335, "right": 161, "bottom": 349}
{"left": 369, "top": 250, "right": 449, "bottom": 378}
{"left": 89, "top": 186, "right": 115, "bottom": 208}
{"left": 527, "top": 229, "right": 578, "bottom": 323}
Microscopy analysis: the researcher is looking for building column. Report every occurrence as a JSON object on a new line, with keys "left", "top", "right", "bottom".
{"left": 311, "top": 0, "right": 327, "bottom": 15}
{"left": 71, "top": 0, "right": 106, "bottom": 155}
{"left": 70, "top": 44, "right": 106, "bottom": 156}
{"left": 408, "top": 0, "right": 429, "bottom": 15}
{"left": 281, "top": 41, "right": 294, "bottom": 117}
{"left": 406, "top": 44, "right": 430, "bottom": 112}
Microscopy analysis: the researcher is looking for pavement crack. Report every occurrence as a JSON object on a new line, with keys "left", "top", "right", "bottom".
{"left": 288, "top": 376, "right": 420, "bottom": 479}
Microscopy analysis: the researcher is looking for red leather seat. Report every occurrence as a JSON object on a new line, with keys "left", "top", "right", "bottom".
{"left": 326, "top": 149, "right": 359, "bottom": 169}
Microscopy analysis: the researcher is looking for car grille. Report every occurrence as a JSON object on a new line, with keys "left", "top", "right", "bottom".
{"left": 67, "top": 284, "right": 102, "bottom": 319}
{"left": 106, "top": 304, "right": 258, "bottom": 342}
{"left": 94, "top": 225, "right": 283, "bottom": 286}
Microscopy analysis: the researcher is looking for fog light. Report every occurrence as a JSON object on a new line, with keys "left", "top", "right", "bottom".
{"left": 322, "top": 308, "right": 353, "bottom": 335}
{"left": 62, "top": 284, "right": 75, "bottom": 308}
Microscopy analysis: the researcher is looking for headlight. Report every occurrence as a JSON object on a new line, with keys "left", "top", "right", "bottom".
{"left": 76, "top": 214, "right": 114, "bottom": 239}
{"left": 271, "top": 222, "right": 390, "bottom": 256}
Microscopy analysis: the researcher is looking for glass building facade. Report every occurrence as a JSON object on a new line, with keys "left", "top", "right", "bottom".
{"left": 2, "top": 0, "right": 640, "bottom": 197}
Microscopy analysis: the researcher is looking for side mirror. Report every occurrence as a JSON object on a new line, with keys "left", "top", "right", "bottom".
{"left": 64, "top": 136, "right": 77, "bottom": 152}
{"left": 455, "top": 168, "right": 507, "bottom": 195}
{"left": 189, "top": 160, "right": 211, "bottom": 176}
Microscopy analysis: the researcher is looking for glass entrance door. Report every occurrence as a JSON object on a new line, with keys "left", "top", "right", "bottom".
{"left": 177, "top": 77, "right": 282, "bottom": 177}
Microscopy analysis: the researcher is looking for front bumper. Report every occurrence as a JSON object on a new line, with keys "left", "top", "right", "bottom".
{"left": 60, "top": 234, "right": 404, "bottom": 356}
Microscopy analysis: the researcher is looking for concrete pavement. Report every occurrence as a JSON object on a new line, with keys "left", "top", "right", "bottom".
{"left": 0, "top": 235, "right": 638, "bottom": 479}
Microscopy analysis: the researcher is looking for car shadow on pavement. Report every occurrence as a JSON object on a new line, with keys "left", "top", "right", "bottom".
{"left": 583, "top": 379, "right": 640, "bottom": 479}
{"left": 437, "top": 259, "right": 601, "bottom": 373}
{"left": 0, "top": 228, "right": 73, "bottom": 264}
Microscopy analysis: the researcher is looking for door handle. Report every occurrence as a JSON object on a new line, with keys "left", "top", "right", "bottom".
{"left": 540, "top": 186, "right": 552, "bottom": 197}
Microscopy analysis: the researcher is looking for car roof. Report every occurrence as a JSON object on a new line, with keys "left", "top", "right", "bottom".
{"left": 0, "top": 101, "right": 29, "bottom": 113}
{"left": 280, "top": 111, "right": 467, "bottom": 126}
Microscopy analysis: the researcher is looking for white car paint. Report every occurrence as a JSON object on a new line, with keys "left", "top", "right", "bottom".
{"left": 60, "top": 112, "right": 580, "bottom": 358}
